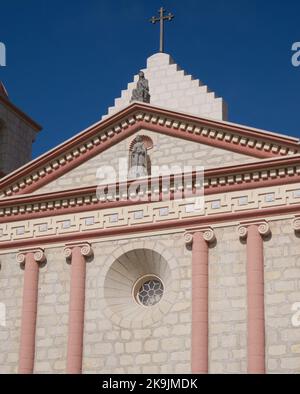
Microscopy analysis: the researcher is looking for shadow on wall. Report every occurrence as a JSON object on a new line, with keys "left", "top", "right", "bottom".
{"left": 103, "top": 248, "right": 176, "bottom": 329}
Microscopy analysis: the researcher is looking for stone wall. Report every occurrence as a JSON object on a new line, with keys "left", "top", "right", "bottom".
{"left": 34, "top": 247, "right": 70, "bottom": 373}
{"left": 82, "top": 234, "right": 191, "bottom": 374}
{"left": 0, "top": 104, "right": 37, "bottom": 176}
{"left": 0, "top": 232, "right": 192, "bottom": 374}
{"left": 0, "top": 218, "right": 300, "bottom": 373}
{"left": 209, "top": 219, "right": 300, "bottom": 374}
{"left": 0, "top": 252, "right": 22, "bottom": 373}
{"left": 264, "top": 219, "right": 300, "bottom": 373}
{"left": 209, "top": 226, "right": 248, "bottom": 373}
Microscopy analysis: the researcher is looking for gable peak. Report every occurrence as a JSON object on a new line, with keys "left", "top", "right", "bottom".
{"left": 103, "top": 53, "right": 228, "bottom": 122}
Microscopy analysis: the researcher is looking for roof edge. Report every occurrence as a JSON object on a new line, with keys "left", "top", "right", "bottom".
{"left": 0, "top": 95, "right": 42, "bottom": 132}
{"left": 0, "top": 102, "right": 299, "bottom": 195}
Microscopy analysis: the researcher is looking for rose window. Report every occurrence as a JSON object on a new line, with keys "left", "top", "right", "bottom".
{"left": 135, "top": 277, "right": 164, "bottom": 307}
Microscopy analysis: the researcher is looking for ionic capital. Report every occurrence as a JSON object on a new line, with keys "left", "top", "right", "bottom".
{"left": 16, "top": 248, "right": 46, "bottom": 265}
{"left": 293, "top": 216, "right": 300, "bottom": 232}
{"left": 63, "top": 242, "right": 93, "bottom": 259}
{"left": 237, "top": 220, "right": 270, "bottom": 239}
{"left": 184, "top": 227, "right": 215, "bottom": 246}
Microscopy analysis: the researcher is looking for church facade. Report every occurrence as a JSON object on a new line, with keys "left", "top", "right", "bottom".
{"left": 0, "top": 52, "right": 300, "bottom": 374}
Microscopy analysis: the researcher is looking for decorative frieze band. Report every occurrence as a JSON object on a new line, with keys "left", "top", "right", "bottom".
{"left": 1, "top": 166, "right": 300, "bottom": 221}
{"left": 1, "top": 182, "right": 300, "bottom": 248}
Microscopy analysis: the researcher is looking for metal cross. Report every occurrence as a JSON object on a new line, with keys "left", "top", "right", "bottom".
{"left": 150, "top": 7, "right": 174, "bottom": 53}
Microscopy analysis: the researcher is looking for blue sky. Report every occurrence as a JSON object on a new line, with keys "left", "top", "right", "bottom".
{"left": 0, "top": 0, "right": 300, "bottom": 158}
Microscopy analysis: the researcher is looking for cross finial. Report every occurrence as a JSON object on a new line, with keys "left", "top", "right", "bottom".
{"left": 150, "top": 7, "right": 174, "bottom": 53}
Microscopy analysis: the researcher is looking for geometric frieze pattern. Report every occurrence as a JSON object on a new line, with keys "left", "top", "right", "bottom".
{"left": 1, "top": 163, "right": 300, "bottom": 219}
{"left": 1, "top": 183, "right": 300, "bottom": 246}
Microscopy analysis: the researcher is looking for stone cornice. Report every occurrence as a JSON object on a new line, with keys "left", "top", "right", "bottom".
{"left": 0, "top": 103, "right": 299, "bottom": 199}
{"left": 1, "top": 155, "right": 300, "bottom": 221}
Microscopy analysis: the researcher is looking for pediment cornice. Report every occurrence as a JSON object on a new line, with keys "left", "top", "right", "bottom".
{"left": 0, "top": 153, "right": 300, "bottom": 222}
{"left": 0, "top": 103, "right": 299, "bottom": 199}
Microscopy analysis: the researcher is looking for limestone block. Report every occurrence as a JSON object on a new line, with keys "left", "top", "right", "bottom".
{"left": 102, "top": 52, "right": 227, "bottom": 121}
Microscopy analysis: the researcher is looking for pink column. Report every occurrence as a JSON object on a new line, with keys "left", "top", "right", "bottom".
{"left": 17, "top": 249, "right": 45, "bottom": 374}
{"left": 238, "top": 221, "right": 270, "bottom": 374}
{"left": 185, "top": 228, "right": 215, "bottom": 374}
{"left": 64, "top": 243, "right": 92, "bottom": 374}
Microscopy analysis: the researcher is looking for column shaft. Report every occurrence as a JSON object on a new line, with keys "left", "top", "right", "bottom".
{"left": 192, "top": 231, "right": 209, "bottom": 374}
{"left": 66, "top": 246, "right": 86, "bottom": 374}
{"left": 247, "top": 225, "right": 265, "bottom": 374}
{"left": 19, "top": 253, "right": 39, "bottom": 374}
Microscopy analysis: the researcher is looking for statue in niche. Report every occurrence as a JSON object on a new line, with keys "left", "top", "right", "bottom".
{"left": 128, "top": 136, "right": 149, "bottom": 179}
{"left": 130, "top": 71, "right": 150, "bottom": 103}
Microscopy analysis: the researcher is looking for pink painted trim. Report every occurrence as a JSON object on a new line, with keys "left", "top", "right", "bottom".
{"left": 18, "top": 253, "right": 39, "bottom": 374}
{"left": 1, "top": 103, "right": 298, "bottom": 196}
{"left": 0, "top": 196, "right": 152, "bottom": 224}
{"left": 192, "top": 232, "right": 209, "bottom": 374}
{"left": 205, "top": 173, "right": 300, "bottom": 196}
{"left": 11, "top": 117, "right": 267, "bottom": 196}
{"left": 2, "top": 151, "right": 300, "bottom": 204}
{"left": 208, "top": 155, "right": 300, "bottom": 174}
{"left": 16, "top": 124, "right": 139, "bottom": 195}
{"left": 140, "top": 104, "right": 299, "bottom": 147}
{"left": 139, "top": 121, "right": 274, "bottom": 159}
{"left": 1, "top": 166, "right": 300, "bottom": 224}
{"left": 2, "top": 202, "right": 299, "bottom": 250}
{"left": 246, "top": 225, "right": 266, "bottom": 374}
{"left": 9, "top": 118, "right": 289, "bottom": 195}
{"left": 0, "top": 104, "right": 140, "bottom": 190}
{"left": 66, "top": 247, "right": 86, "bottom": 374}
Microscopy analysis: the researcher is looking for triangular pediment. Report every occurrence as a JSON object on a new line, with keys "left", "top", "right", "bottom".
{"left": 0, "top": 102, "right": 299, "bottom": 199}
{"left": 29, "top": 130, "right": 258, "bottom": 195}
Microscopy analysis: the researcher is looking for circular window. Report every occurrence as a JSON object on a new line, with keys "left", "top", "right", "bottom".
{"left": 133, "top": 275, "right": 164, "bottom": 307}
